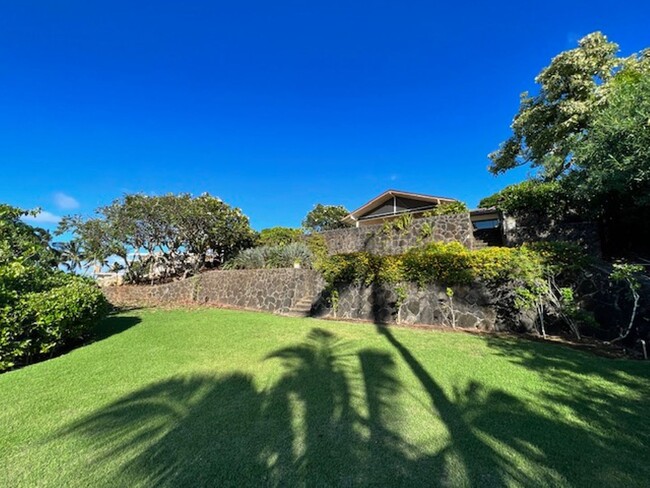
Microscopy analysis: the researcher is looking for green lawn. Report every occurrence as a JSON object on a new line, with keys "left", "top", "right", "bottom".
{"left": 1, "top": 308, "right": 648, "bottom": 487}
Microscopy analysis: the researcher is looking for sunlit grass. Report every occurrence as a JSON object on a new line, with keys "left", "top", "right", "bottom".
{"left": 1, "top": 308, "right": 648, "bottom": 487}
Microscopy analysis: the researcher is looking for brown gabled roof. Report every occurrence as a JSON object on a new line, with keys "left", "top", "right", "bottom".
{"left": 342, "top": 189, "right": 457, "bottom": 224}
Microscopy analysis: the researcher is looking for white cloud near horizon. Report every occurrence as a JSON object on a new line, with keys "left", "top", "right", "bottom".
{"left": 22, "top": 210, "right": 62, "bottom": 224}
{"left": 53, "top": 192, "right": 80, "bottom": 210}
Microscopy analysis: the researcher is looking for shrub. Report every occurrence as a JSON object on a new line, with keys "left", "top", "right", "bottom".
{"left": 423, "top": 201, "right": 469, "bottom": 217}
{"left": 257, "top": 227, "right": 304, "bottom": 247}
{"left": 479, "top": 180, "right": 574, "bottom": 221}
{"left": 1, "top": 205, "right": 109, "bottom": 372}
{"left": 318, "top": 242, "right": 549, "bottom": 290}
{"left": 402, "top": 242, "right": 474, "bottom": 286}
{"left": 224, "top": 243, "right": 313, "bottom": 270}
{"left": 526, "top": 241, "right": 592, "bottom": 275}
{"left": 1, "top": 274, "right": 108, "bottom": 372}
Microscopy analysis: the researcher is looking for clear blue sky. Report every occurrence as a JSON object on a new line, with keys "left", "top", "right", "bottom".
{"left": 2, "top": 1, "right": 649, "bottom": 232}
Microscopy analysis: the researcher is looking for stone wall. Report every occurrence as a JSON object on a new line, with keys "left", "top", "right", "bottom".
{"left": 319, "top": 213, "right": 475, "bottom": 255}
{"left": 103, "top": 267, "right": 500, "bottom": 331}
{"left": 102, "top": 268, "right": 325, "bottom": 313}
{"left": 311, "top": 282, "right": 498, "bottom": 330}
{"left": 503, "top": 217, "right": 601, "bottom": 256}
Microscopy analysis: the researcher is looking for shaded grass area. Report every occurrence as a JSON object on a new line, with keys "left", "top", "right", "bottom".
{"left": 1, "top": 308, "right": 648, "bottom": 487}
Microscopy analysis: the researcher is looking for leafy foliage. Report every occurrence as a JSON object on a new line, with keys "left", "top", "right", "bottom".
{"left": 479, "top": 180, "right": 577, "bottom": 221}
{"left": 318, "top": 242, "right": 545, "bottom": 289}
{"left": 317, "top": 241, "right": 598, "bottom": 337}
{"left": 380, "top": 213, "right": 413, "bottom": 237}
{"left": 257, "top": 227, "right": 304, "bottom": 247}
{"left": 302, "top": 204, "right": 352, "bottom": 232}
{"left": 489, "top": 32, "right": 620, "bottom": 178}
{"left": 59, "top": 193, "right": 256, "bottom": 283}
{"left": 423, "top": 201, "right": 469, "bottom": 217}
{"left": 572, "top": 73, "right": 650, "bottom": 206}
{"left": 609, "top": 263, "right": 644, "bottom": 342}
{"left": 1, "top": 205, "right": 108, "bottom": 372}
{"left": 224, "top": 243, "right": 313, "bottom": 270}
{"left": 487, "top": 32, "right": 650, "bottom": 256}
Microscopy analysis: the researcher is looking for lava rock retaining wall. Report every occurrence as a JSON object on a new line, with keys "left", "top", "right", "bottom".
{"left": 319, "top": 213, "right": 475, "bottom": 255}
{"left": 102, "top": 268, "right": 325, "bottom": 313}
{"left": 312, "top": 282, "right": 498, "bottom": 330}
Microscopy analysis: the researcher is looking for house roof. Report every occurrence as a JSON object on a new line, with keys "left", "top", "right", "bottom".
{"left": 342, "top": 189, "right": 457, "bottom": 224}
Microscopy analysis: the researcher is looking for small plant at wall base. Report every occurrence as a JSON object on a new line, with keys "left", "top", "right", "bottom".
{"left": 609, "top": 263, "right": 643, "bottom": 343}
{"left": 326, "top": 288, "right": 340, "bottom": 317}
{"left": 441, "top": 287, "right": 457, "bottom": 329}
{"left": 393, "top": 284, "right": 408, "bottom": 324}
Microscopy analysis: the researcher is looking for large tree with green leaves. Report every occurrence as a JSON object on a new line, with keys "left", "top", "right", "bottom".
{"left": 302, "top": 204, "right": 351, "bottom": 232}
{"left": 59, "top": 193, "right": 256, "bottom": 283}
{"left": 489, "top": 32, "right": 622, "bottom": 178}
{"left": 488, "top": 32, "right": 650, "bottom": 256}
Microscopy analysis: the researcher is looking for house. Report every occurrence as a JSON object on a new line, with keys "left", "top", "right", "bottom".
{"left": 341, "top": 189, "right": 503, "bottom": 246}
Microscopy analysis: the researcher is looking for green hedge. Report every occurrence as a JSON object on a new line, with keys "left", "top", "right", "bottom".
{"left": 318, "top": 241, "right": 550, "bottom": 288}
{"left": 0, "top": 275, "right": 108, "bottom": 372}
{"left": 479, "top": 180, "right": 573, "bottom": 220}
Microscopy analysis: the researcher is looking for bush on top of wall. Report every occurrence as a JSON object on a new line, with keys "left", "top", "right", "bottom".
{"left": 316, "top": 241, "right": 599, "bottom": 337}
{"left": 223, "top": 242, "right": 313, "bottom": 270}
{"left": 318, "top": 241, "right": 555, "bottom": 288}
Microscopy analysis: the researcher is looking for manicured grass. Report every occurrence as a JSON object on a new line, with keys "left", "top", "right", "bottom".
{"left": 1, "top": 308, "right": 648, "bottom": 487}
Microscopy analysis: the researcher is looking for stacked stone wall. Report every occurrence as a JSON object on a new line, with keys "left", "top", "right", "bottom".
{"left": 319, "top": 213, "right": 475, "bottom": 255}
{"left": 102, "top": 269, "right": 325, "bottom": 313}
{"left": 311, "top": 282, "right": 498, "bottom": 330}
{"left": 503, "top": 218, "right": 601, "bottom": 256}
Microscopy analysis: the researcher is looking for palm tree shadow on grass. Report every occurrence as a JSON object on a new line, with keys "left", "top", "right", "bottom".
{"left": 93, "top": 314, "right": 142, "bottom": 341}
{"left": 55, "top": 326, "right": 640, "bottom": 487}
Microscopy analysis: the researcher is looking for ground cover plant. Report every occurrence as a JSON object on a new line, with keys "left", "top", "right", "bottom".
{"left": 1, "top": 308, "right": 648, "bottom": 487}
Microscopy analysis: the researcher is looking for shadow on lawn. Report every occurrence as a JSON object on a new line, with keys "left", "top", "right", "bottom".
{"left": 55, "top": 326, "right": 647, "bottom": 487}
{"left": 93, "top": 314, "right": 142, "bottom": 342}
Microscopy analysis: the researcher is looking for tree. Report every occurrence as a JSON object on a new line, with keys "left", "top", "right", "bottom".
{"left": 54, "top": 239, "right": 87, "bottom": 274}
{"left": 58, "top": 193, "right": 256, "bottom": 283}
{"left": 571, "top": 72, "right": 650, "bottom": 205}
{"left": 488, "top": 32, "right": 650, "bottom": 256}
{"left": 489, "top": 32, "right": 620, "bottom": 178}
{"left": 302, "top": 204, "right": 351, "bottom": 232}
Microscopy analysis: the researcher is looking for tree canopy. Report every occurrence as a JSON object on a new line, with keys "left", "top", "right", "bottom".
{"left": 58, "top": 193, "right": 256, "bottom": 283}
{"left": 302, "top": 204, "right": 351, "bottom": 232}
{"left": 489, "top": 32, "right": 648, "bottom": 179}
{"left": 488, "top": 32, "right": 650, "bottom": 256}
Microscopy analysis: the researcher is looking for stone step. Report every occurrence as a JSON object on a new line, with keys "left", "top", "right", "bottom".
{"left": 280, "top": 296, "right": 315, "bottom": 317}
{"left": 473, "top": 239, "right": 489, "bottom": 249}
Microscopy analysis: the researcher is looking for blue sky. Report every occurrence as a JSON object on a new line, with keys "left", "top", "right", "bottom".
{"left": 2, "top": 1, "right": 649, "bottom": 233}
